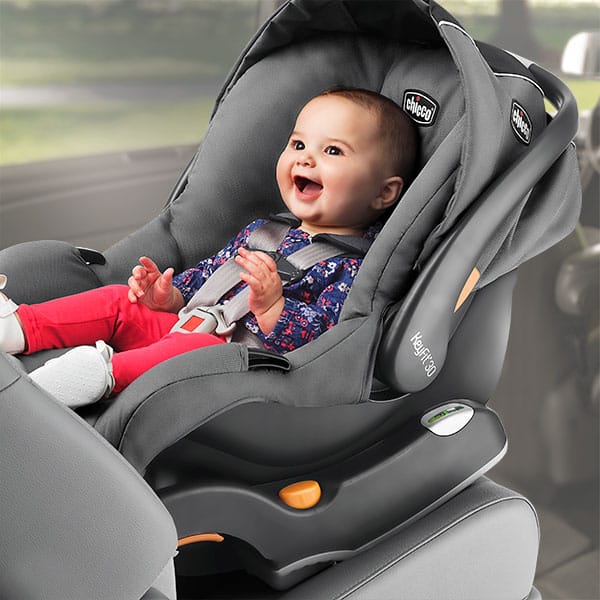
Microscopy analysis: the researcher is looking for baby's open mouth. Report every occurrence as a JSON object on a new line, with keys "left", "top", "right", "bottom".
{"left": 294, "top": 175, "right": 323, "bottom": 195}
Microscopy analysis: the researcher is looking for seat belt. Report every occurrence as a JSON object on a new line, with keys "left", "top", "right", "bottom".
{"left": 170, "top": 216, "right": 364, "bottom": 338}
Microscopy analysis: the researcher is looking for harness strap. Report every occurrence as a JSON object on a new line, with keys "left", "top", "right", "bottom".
{"left": 185, "top": 220, "right": 290, "bottom": 312}
{"left": 216, "top": 238, "right": 347, "bottom": 330}
{"left": 283, "top": 241, "right": 346, "bottom": 271}
{"left": 185, "top": 259, "right": 244, "bottom": 309}
{"left": 247, "top": 219, "right": 291, "bottom": 253}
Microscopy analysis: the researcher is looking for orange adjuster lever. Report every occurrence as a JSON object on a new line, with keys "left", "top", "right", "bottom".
{"left": 279, "top": 480, "right": 322, "bottom": 509}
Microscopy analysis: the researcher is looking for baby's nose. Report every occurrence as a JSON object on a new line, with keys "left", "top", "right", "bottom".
{"left": 296, "top": 151, "right": 315, "bottom": 167}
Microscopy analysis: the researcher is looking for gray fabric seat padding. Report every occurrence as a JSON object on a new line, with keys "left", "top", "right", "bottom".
{"left": 0, "top": 240, "right": 103, "bottom": 304}
{"left": 277, "top": 477, "right": 539, "bottom": 600}
{"left": 94, "top": 315, "right": 381, "bottom": 472}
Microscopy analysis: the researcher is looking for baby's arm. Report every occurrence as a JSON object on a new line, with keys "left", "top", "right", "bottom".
{"left": 128, "top": 256, "right": 184, "bottom": 313}
{"left": 252, "top": 257, "right": 361, "bottom": 353}
{"left": 235, "top": 248, "right": 284, "bottom": 335}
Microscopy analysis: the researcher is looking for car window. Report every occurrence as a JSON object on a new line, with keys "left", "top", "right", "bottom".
{"left": 1, "top": 0, "right": 597, "bottom": 166}
{"left": 0, "top": 0, "right": 264, "bottom": 165}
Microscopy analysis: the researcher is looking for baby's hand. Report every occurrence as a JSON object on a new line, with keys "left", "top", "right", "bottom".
{"left": 235, "top": 248, "right": 284, "bottom": 335}
{"left": 127, "top": 257, "right": 182, "bottom": 312}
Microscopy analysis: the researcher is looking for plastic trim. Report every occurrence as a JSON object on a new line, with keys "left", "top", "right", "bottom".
{"left": 77, "top": 247, "right": 106, "bottom": 266}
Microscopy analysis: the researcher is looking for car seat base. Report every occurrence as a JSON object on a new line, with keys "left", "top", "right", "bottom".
{"left": 160, "top": 403, "right": 506, "bottom": 589}
{"left": 173, "top": 477, "right": 539, "bottom": 599}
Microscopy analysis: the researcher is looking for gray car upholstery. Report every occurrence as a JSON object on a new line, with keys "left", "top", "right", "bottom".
{"left": 0, "top": 354, "right": 177, "bottom": 600}
{"left": 278, "top": 477, "right": 539, "bottom": 600}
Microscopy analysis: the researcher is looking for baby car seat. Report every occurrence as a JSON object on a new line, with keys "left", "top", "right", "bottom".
{"left": 0, "top": 1, "right": 581, "bottom": 598}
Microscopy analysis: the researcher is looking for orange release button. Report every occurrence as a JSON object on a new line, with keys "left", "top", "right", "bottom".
{"left": 279, "top": 480, "right": 322, "bottom": 509}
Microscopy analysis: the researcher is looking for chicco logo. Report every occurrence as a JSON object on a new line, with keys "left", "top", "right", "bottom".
{"left": 511, "top": 100, "right": 532, "bottom": 145}
{"left": 403, "top": 90, "right": 439, "bottom": 126}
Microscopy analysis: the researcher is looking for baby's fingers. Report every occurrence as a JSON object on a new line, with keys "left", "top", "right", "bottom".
{"left": 127, "top": 276, "right": 142, "bottom": 302}
{"left": 129, "top": 264, "right": 150, "bottom": 296}
{"left": 238, "top": 270, "right": 260, "bottom": 289}
{"left": 237, "top": 248, "right": 277, "bottom": 272}
{"left": 157, "top": 267, "right": 175, "bottom": 291}
{"left": 236, "top": 252, "right": 268, "bottom": 279}
{"left": 139, "top": 256, "right": 160, "bottom": 275}
{"left": 131, "top": 264, "right": 148, "bottom": 282}
{"left": 251, "top": 250, "right": 279, "bottom": 272}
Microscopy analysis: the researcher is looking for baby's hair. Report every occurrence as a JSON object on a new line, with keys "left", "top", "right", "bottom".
{"left": 317, "top": 87, "right": 419, "bottom": 187}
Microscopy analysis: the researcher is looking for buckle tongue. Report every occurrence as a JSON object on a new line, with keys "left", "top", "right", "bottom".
{"left": 170, "top": 306, "right": 236, "bottom": 337}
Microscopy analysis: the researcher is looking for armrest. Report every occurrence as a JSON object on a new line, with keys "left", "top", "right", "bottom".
{"left": 0, "top": 240, "right": 103, "bottom": 303}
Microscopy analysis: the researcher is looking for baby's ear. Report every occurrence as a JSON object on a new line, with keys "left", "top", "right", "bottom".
{"left": 373, "top": 176, "right": 404, "bottom": 210}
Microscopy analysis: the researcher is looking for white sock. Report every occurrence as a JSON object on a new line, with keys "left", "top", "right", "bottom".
{"left": 29, "top": 341, "right": 115, "bottom": 408}
{"left": 0, "top": 275, "right": 25, "bottom": 354}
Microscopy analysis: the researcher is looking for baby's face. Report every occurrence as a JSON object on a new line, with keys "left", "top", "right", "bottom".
{"left": 276, "top": 95, "right": 399, "bottom": 236}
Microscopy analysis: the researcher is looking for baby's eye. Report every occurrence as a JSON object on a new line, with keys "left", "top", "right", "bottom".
{"left": 324, "top": 145, "right": 343, "bottom": 156}
{"left": 292, "top": 140, "right": 305, "bottom": 151}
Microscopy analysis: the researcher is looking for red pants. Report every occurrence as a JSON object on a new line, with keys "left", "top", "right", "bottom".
{"left": 17, "top": 285, "right": 225, "bottom": 393}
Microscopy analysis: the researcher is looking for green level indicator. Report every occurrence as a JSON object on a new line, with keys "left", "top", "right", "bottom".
{"left": 427, "top": 405, "right": 465, "bottom": 424}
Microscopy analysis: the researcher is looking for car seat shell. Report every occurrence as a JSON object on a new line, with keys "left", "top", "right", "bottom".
{"left": 0, "top": 0, "right": 581, "bottom": 594}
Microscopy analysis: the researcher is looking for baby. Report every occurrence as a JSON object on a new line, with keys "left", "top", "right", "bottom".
{"left": 0, "top": 88, "right": 418, "bottom": 406}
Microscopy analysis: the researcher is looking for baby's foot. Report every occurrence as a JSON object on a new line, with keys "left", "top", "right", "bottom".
{"left": 30, "top": 341, "right": 115, "bottom": 407}
{"left": 0, "top": 274, "right": 25, "bottom": 354}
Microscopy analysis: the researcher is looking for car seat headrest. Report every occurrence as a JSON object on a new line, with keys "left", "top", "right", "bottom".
{"left": 168, "top": 34, "right": 466, "bottom": 266}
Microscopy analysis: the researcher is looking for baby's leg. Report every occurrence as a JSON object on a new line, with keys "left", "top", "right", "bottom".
{"left": 111, "top": 331, "right": 225, "bottom": 393}
{"left": 7, "top": 280, "right": 226, "bottom": 404}
{"left": 16, "top": 284, "right": 177, "bottom": 353}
